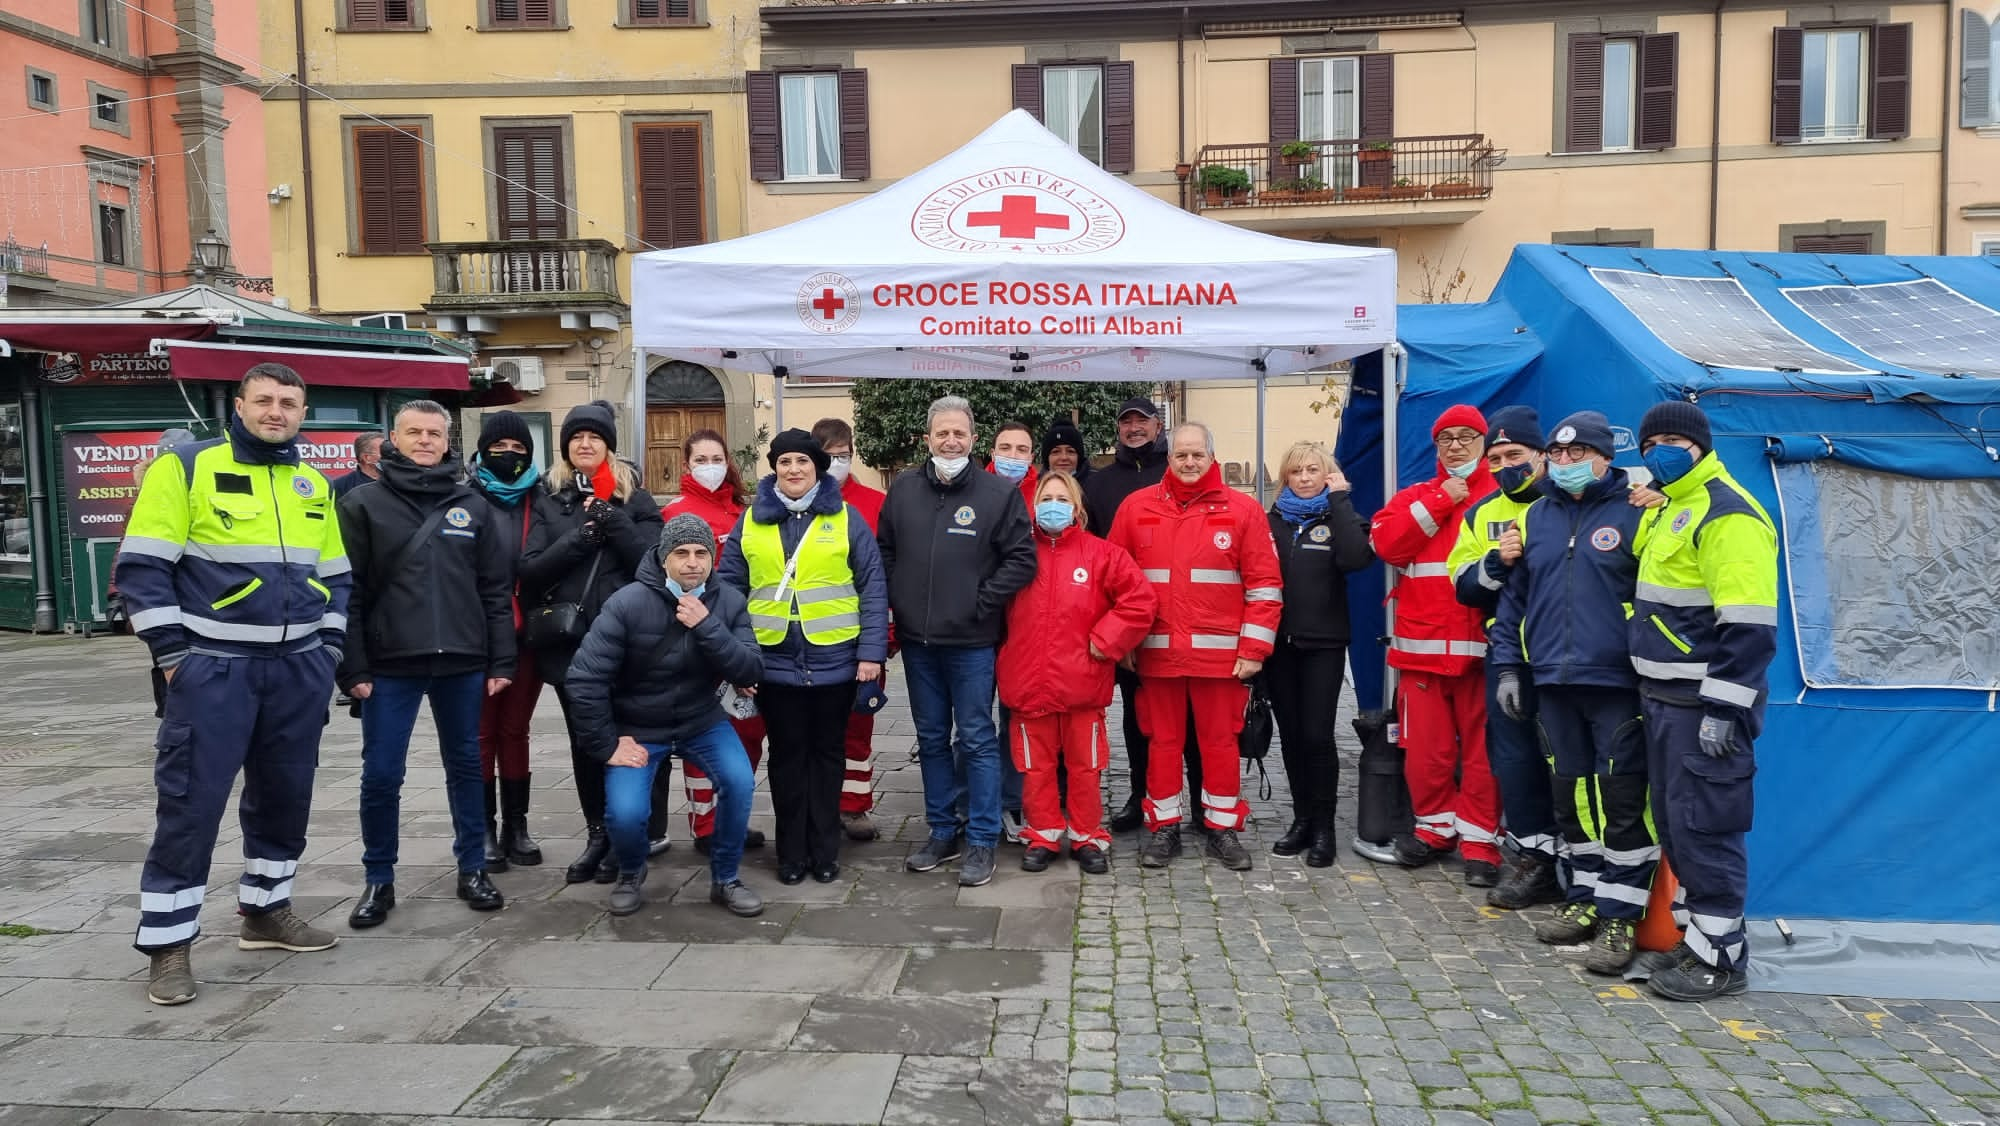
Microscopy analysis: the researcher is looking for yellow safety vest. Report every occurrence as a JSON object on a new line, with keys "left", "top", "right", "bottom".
{"left": 742, "top": 508, "right": 861, "bottom": 647}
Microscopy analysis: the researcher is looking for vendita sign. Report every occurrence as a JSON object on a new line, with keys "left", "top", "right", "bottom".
{"left": 62, "top": 429, "right": 369, "bottom": 539}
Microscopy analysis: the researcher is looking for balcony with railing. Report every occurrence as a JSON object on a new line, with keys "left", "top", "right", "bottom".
{"left": 0, "top": 237, "right": 51, "bottom": 277}
{"left": 1190, "top": 134, "right": 1503, "bottom": 226}
{"left": 425, "top": 239, "right": 626, "bottom": 316}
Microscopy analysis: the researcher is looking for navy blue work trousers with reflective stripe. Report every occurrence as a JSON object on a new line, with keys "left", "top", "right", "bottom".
{"left": 1485, "top": 667, "right": 1557, "bottom": 862}
{"left": 134, "top": 646, "right": 335, "bottom": 952}
{"left": 1642, "top": 691, "right": 1754, "bottom": 969}
{"left": 1540, "top": 685, "right": 1655, "bottom": 920}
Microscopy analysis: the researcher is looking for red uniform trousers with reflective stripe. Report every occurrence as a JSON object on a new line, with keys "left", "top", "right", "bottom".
{"left": 1007, "top": 707, "right": 1110, "bottom": 851}
{"left": 1397, "top": 669, "right": 1502, "bottom": 864}
{"left": 840, "top": 706, "right": 877, "bottom": 815}
{"left": 1139, "top": 676, "right": 1249, "bottom": 832}
{"left": 684, "top": 715, "right": 765, "bottom": 838}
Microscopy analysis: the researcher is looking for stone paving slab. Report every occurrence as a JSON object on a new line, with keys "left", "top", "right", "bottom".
{"left": 217, "top": 983, "right": 505, "bottom": 1043}
{"left": 790, "top": 994, "right": 998, "bottom": 1056}
{"left": 451, "top": 986, "right": 811, "bottom": 1049}
{"left": 153, "top": 1042, "right": 516, "bottom": 1115}
{"left": 456, "top": 1046, "right": 735, "bottom": 1120}
{"left": 654, "top": 943, "right": 907, "bottom": 995}
{"left": 698, "top": 1051, "right": 903, "bottom": 1123}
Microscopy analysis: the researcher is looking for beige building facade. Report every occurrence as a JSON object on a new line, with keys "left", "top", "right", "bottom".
{"left": 261, "top": 0, "right": 760, "bottom": 491}
{"left": 743, "top": 0, "right": 1994, "bottom": 480}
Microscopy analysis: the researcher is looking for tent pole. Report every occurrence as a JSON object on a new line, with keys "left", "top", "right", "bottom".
{"left": 774, "top": 371, "right": 785, "bottom": 432}
{"left": 1254, "top": 373, "right": 1267, "bottom": 503}
{"left": 1381, "top": 341, "right": 1407, "bottom": 713}
{"left": 628, "top": 345, "right": 647, "bottom": 461}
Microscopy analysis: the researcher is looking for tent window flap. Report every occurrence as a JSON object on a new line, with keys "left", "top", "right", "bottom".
{"left": 1775, "top": 459, "right": 2000, "bottom": 690}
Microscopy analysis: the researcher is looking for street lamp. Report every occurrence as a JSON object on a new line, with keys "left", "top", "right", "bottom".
{"left": 190, "top": 228, "right": 230, "bottom": 282}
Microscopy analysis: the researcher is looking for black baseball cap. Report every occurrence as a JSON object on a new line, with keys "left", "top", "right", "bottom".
{"left": 1117, "top": 397, "right": 1160, "bottom": 420}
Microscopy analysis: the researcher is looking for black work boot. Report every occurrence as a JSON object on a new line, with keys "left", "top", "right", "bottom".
{"left": 499, "top": 776, "right": 542, "bottom": 866}
{"left": 482, "top": 779, "right": 509, "bottom": 873}
{"left": 565, "top": 824, "right": 611, "bottom": 884}
{"left": 1488, "top": 853, "right": 1563, "bottom": 910}
{"left": 1109, "top": 792, "right": 1144, "bottom": 833}
{"left": 1272, "top": 816, "right": 1312, "bottom": 857}
{"left": 1139, "top": 825, "right": 1183, "bottom": 868}
{"left": 1304, "top": 817, "right": 1337, "bottom": 868}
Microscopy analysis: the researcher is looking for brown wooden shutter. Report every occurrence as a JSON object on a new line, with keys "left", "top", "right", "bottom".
{"left": 1102, "top": 61, "right": 1135, "bottom": 173}
{"left": 839, "top": 69, "right": 870, "bottom": 181}
{"left": 1771, "top": 27, "right": 1804, "bottom": 143}
{"left": 493, "top": 126, "right": 565, "bottom": 240}
{"left": 491, "top": 0, "right": 552, "bottom": 26}
{"left": 350, "top": 0, "right": 382, "bottom": 27}
{"left": 524, "top": 0, "right": 552, "bottom": 24}
{"left": 632, "top": 0, "right": 692, "bottom": 24}
{"left": 384, "top": 0, "right": 410, "bottom": 22}
{"left": 1268, "top": 57, "right": 1298, "bottom": 143}
{"left": 747, "top": 70, "right": 781, "bottom": 182}
{"left": 356, "top": 126, "right": 425, "bottom": 254}
{"left": 1565, "top": 34, "right": 1605, "bottom": 152}
{"left": 1793, "top": 232, "right": 1874, "bottom": 254}
{"left": 635, "top": 123, "right": 704, "bottom": 248}
{"left": 1013, "top": 64, "right": 1044, "bottom": 120}
{"left": 1637, "top": 32, "right": 1678, "bottom": 150}
{"left": 1870, "top": 22, "right": 1912, "bottom": 139}
{"left": 1359, "top": 53, "right": 1395, "bottom": 141}
{"left": 1964, "top": 10, "right": 1993, "bottom": 127}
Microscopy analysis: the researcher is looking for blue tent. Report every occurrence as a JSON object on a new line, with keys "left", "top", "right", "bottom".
{"left": 1337, "top": 245, "right": 2000, "bottom": 998}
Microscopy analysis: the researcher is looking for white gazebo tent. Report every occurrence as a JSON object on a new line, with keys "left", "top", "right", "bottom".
{"left": 629, "top": 110, "right": 1402, "bottom": 484}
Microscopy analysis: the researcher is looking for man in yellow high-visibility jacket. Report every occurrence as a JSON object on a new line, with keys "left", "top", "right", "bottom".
{"left": 114, "top": 363, "right": 350, "bottom": 1007}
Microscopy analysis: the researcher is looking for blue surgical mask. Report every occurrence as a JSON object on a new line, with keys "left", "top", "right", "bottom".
{"left": 665, "top": 577, "right": 707, "bottom": 599}
{"left": 1495, "top": 462, "right": 1537, "bottom": 498}
{"left": 1642, "top": 444, "right": 1697, "bottom": 486}
{"left": 1549, "top": 460, "right": 1599, "bottom": 493}
{"left": 1035, "top": 500, "right": 1074, "bottom": 534}
{"left": 1445, "top": 460, "right": 1478, "bottom": 480}
{"left": 992, "top": 455, "right": 1030, "bottom": 481}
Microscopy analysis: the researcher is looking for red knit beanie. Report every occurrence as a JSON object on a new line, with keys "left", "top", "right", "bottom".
{"left": 1431, "top": 404, "right": 1488, "bottom": 439}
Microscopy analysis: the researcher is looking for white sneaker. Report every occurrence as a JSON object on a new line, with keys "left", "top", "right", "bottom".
{"left": 1002, "top": 809, "right": 1027, "bottom": 846}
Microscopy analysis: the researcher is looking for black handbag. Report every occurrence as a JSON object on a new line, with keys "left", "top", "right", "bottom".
{"left": 1239, "top": 675, "right": 1275, "bottom": 800}
{"left": 524, "top": 549, "right": 603, "bottom": 651}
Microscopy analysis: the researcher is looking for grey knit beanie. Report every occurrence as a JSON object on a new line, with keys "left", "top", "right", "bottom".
{"left": 659, "top": 512, "right": 716, "bottom": 557}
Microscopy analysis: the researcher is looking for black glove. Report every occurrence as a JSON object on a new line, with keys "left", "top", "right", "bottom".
{"left": 578, "top": 520, "right": 605, "bottom": 547}
{"left": 1697, "top": 713, "right": 1738, "bottom": 758}
{"left": 1495, "top": 670, "right": 1525, "bottom": 721}
{"left": 586, "top": 499, "right": 619, "bottom": 525}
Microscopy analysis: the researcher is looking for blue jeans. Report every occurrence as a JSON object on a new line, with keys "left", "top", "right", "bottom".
{"left": 968, "top": 705, "right": 1026, "bottom": 818}
{"left": 605, "top": 721, "right": 751, "bottom": 883}
{"left": 359, "top": 670, "right": 487, "bottom": 884}
{"left": 903, "top": 642, "right": 1003, "bottom": 847}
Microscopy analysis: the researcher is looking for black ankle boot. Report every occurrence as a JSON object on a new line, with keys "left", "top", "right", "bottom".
{"left": 482, "top": 779, "right": 509, "bottom": 873}
{"left": 1272, "top": 816, "right": 1311, "bottom": 857}
{"left": 565, "top": 824, "right": 610, "bottom": 884}
{"left": 499, "top": 777, "right": 542, "bottom": 866}
{"left": 1109, "top": 793, "right": 1144, "bottom": 833}
{"left": 1305, "top": 818, "right": 1337, "bottom": 868}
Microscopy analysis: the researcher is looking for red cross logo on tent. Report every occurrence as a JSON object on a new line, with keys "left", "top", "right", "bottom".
{"left": 964, "top": 194, "right": 1072, "bottom": 240}
{"left": 796, "top": 272, "right": 861, "bottom": 334}
{"left": 810, "top": 287, "right": 846, "bottom": 321}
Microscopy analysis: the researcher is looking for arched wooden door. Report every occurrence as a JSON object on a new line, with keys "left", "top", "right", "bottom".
{"left": 644, "top": 361, "right": 726, "bottom": 495}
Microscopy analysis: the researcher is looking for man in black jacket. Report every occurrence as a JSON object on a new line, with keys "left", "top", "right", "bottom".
{"left": 566, "top": 514, "right": 767, "bottom": 917}
{"left": 337, "top": 400, "right": 515, "bottom": 928}
{"left": 878, "top": 395, "right": 1037, "bottom": 887}
{"left": 1081, "top": 397, "right": 1203, "bottom": 831}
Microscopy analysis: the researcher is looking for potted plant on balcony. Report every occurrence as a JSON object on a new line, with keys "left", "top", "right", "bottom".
{"left": 1358, "top": 140, "right": 1395, "bottom": 165}
{"left": 1386, "top": 177, "right": 1426, "bottom": 201}
{"left": 1430, "top": 176, "right": 1482, "bottom": 199}
{"left": 1196, "top": 164, "right": 1253, "bottom": 207}
{"left": 1279, "top": 140, "right": 1321, "bottom": 174}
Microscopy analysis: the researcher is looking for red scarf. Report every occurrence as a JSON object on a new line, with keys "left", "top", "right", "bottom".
{"left": 1164, "top": 462, "right": 1222, "bottom": 507}
{"left": 589, "top": 458, "right": 617, "bottom": 501}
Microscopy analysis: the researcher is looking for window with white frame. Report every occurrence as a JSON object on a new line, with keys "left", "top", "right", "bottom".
{"left": 1979, "top": 236, "right": 2000, "bottom": 258}
{"left": 1801, "top": 27, "right": 1868, "bottom": 141}
{"left": 1042, "top": 65, "right": 1105, "bottom": 166}
{"left": 779, "top": 72, "right": 841, "bottom": 179}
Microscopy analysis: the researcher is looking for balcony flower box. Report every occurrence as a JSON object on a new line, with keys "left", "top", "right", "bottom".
{"left": 1430, "top": 180, "right": 1483, "bottom": 199}
{"left": 1384, "top": 180, "right": 1427, "bottom": 201}
{"left": 1343, "top": 186, "right": 1388, "bottom": 201}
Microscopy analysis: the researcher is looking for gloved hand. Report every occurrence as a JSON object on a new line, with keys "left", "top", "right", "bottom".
{"left": 585, "top": 499, "right": 617, "bottom": 524}
{"left": 578, "top": 520, "right": 605, "bottom": 547}
{"left": 1697, "top": 713, "right": 1738, "bottom": 758}
{"left": 1495, "top": 670, "right": 1525, "bottom": 721}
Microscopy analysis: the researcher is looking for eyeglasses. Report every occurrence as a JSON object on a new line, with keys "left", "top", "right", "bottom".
{"left": 1546, "top": 445, "right": 1596, "bottom": 463}
{"left": 1434, "top": 431, "right": 1482, "bottom": 450}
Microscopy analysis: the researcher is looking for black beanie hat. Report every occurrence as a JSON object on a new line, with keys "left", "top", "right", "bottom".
{"left": 1639, "top": 401, "right": 1713, "bottom": 454}
{"left": 1548, "top": 410, "right": 1618, "bottom": 459}
{"left": 767, "top": 427, "right": 831, "bottom": 475}
{"left": 1041, "top": 420, "right": 1087, "bottom": 467}
{"left": 477, "top": 410, "right": 534, "bottom": 458}
{"left": 560, "top": 400, "right": 618, "bottom": 457}
{"left": 1485, "top": 406, "right": 1544, "bottom": 452}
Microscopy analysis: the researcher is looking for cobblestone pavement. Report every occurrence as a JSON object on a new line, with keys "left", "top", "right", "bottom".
{"left": 0, "top": 633, "right": 1996, "bottom": 1124}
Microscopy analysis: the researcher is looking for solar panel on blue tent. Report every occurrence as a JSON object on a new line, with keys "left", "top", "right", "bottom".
{"left": 1588, "top": 268, "right": 1872, "bottom": 375}
{"left": 1783, "top": 278, "right": 2000, "bottom": 378}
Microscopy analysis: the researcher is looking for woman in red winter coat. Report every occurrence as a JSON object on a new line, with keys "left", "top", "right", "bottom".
{"left": 996, "top": 472, "right": 1157, "bottom": 873}
{"left": 663, "top": 429, "right": 768, "bottom": 855}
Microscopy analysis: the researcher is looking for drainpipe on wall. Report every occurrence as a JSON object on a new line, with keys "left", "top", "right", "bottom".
{"left": 137, "top": 3, "right": 168, "bottom": 293}
{"left": 1177, "top": 10, "right": 1189, "bottom": 211}
{"left": 1708, "top": 0, "right": 1724, "bottom": 250}
{"left": 1939, "top": 4, "right": 1954, "bottom": 253}
{"left": 20, "top": 382, "right": 56, "bottom": 632}
{"left": 293, "top": 0, "right": 322, "bottom": 312}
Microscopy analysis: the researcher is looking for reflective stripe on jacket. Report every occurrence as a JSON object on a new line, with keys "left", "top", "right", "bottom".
{"left": 1628, "top": 453, "right": 1778, "bottom": 720}
{"left": 116, "top": 431, "right": 349, "bottom": 665}
{"left": 997, "top": 527, "right": 1157, "bottom": 716}
{"left": 1447, "top": 485, "right": 1537, "bottom": 621}
{"left": 1370, "top": 461, "right": 1497, "bottom": 677}
{"left": 743, "top": 505, "right": 861, "bottom": 647}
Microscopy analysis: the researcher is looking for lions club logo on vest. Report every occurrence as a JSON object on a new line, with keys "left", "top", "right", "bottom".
{"left": 1072, "top": 567, "right": 1089, "bottom": 584}
{"left": 1590, "top": 526, "right": 1622, "bottom": 551}
{"left": 443, "top": 506, "right": 474, "bottom": 536}
{"left": 1213, "top": 531, "right": 1232, "bottom": 551}
{"left": 1308, "top": 525, "right": 1331, "bottom": 543}
{"left": 954, "top": 506, "right": 976, "bottom": 526}
{"left": 291, "top": 475, "right": 316, "bottom": 498}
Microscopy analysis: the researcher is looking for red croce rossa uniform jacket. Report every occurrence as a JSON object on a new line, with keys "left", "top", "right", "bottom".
{"left": 1370, "top": 459, "right": 1497, "bottom": 677}
{"left": 1108, "top": 463, "right": 1284, "bottom": 679}
{"left": 663, "top": 473, "right": 746, "bottom": 545}
{"left": 997, "top": 525, "right": 1157, "bottom": 718}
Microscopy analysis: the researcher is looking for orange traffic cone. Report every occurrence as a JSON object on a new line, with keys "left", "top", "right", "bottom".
{"left": 1637, "top": 857, "right": 1683, "bottom": 952}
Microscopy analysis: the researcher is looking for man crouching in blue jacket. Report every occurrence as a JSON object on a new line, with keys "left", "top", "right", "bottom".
{"left": 568, "top": 513, "right": 766, "bottom": 918}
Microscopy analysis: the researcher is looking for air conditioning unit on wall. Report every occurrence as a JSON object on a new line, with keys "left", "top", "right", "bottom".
{"left": 490, "top": 355, "right": 546, "bottom": 393}
{"left": 352, "top": 312, "right": 409, "bottom": 331}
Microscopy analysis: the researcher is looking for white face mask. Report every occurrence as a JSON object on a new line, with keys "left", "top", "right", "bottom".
{"left": 689, "top": 463, "right": 728, "bottom": 491}
{"left": 1445, "top": 460, "right": 1478, "bottom": 480}
{"left": 932, "top": 455, "right": 969, "bottom": 480}
{"left": 828, "top": 456, "right": 852, "bottom": 484}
